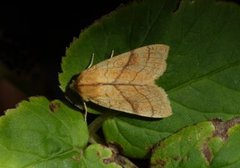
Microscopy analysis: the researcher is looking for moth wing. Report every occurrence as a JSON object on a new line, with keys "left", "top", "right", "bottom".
{"left": 76, "top": 44, "right": 171, "bottom": 118}
{"left": 78, "top": 44, "right": 169, "bottom": 85}
{"left": 88, "top": 84, "right": 172, "bottom": 118}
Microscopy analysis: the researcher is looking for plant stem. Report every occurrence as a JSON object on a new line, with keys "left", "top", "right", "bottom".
{"left": 88, "top": 111, "right": 117, "bottom": 144}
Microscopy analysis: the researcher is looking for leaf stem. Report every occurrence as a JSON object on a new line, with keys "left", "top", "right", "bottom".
{"left": 88, "top": 111, "right": 117, "bottom": 144}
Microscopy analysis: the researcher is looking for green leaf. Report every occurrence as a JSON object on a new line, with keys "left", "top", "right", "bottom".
{"left": 0, "top": 97, "right": 88, "bottom": 167}
{"left": 59, "top": 0, "right": 240, "bottom": 159}
{"left": 58, "top": 0, "right": 176, "bottom": 92}
{"left": 211, "top": 119, "right": 240, "bottom": 168}
{"left": 102, "top": 0, "right": 240, "bottom": 158}
{"left": 150, "top": 118, "right": 240, "bottom": 168}
{"left": 78, "top": 143, "right": 137, "bottom": 168}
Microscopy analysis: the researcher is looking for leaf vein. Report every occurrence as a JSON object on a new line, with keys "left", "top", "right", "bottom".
{"left": 168, "top": 60, "right": 240, "bottom": 93}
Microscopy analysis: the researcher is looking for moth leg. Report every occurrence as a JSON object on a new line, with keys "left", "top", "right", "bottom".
{"left": 87, "top": 53, "right": 95, "bottom": 69}
{"left": 110, "top": 50, "right": 114, "bottom": 58}
{"left": 83, "top": 101, "right": 88, "bottom": 122}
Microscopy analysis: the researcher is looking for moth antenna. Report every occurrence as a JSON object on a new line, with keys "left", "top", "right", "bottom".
{"left": 110, "top": 50, "right": 114, "bottom": 58}
{"left": 65, "top": 96, "right": 83, "bottom": 110}
{"left": 83, "top": 101, "right": 88, "bottom": 122}
{"left": 65, "top": 96, "right": 88, "bottom": 122}
{"left": 87, "top": 53, "right": 95, "bottom": 69}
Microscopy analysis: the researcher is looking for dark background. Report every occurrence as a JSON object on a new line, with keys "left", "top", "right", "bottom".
{"left": 0, "top": 1, "right": 131, "bottom": 113}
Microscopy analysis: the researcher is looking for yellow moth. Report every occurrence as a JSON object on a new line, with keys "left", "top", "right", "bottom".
{"left": 73, "top": 44, "right": 172, "bottom": 118}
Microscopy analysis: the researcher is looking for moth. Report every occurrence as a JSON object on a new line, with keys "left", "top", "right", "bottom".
{"left": 73, "top": 44, "right": 172, "bottom": 118}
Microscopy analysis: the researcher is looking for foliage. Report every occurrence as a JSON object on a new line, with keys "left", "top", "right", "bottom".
{"left": 1, "top": 0, "right": 240, "bottom": 167}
